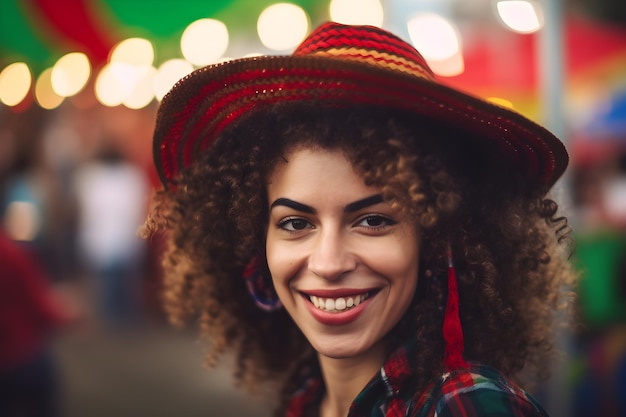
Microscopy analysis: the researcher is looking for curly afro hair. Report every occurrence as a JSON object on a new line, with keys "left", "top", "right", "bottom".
{"left": 143, "top": 102, "right": 577, "bottom": 414}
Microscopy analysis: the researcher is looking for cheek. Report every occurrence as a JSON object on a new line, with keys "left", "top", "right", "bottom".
{"left": 371, "top": 241, "right": 420, "bottom": 316}
{"left": 368, "top": 239, "right": 420, "bottom": 286}
{"left": 265, "top": 239, "right": 300, "bottom": 288}
{"left": 386, "top": 246, "right": 420, "bottom": 315}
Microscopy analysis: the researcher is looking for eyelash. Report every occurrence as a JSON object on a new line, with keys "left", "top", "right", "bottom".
{"left": 354, "top": 215, "right": 396, "bottom": 231}
{"left": 277, "top": 217, "right": 313, "bottom": 232}
{"left": 277, "top": 214, "right": 396, "bottom": 233}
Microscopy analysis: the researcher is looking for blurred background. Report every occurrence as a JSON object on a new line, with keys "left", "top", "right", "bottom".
{"left": 0, "top": 0, "right": 625, "bottom": 416}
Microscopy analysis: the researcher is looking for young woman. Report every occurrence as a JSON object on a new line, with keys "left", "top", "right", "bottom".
{"left": 144, "top": 22, "right": 576, "bottom": 417}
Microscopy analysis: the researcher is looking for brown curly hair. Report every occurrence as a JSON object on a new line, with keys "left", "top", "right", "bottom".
{"left": 143, "top": 102, "right": 576, "bottom": 414}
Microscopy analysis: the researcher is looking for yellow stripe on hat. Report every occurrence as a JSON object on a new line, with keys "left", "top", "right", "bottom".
{"left": 309, "top": 48, "right": 435, "bottom": 81}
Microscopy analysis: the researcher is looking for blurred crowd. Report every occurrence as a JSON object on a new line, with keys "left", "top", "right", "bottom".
{"left": 568, "top": 137, "right": 626, "bottom": 417}
{"left": 0, "top": 93, "right": 625, "bottom": 416}
{"left": 0, "top": 98, "right": 165, "bottom": 416}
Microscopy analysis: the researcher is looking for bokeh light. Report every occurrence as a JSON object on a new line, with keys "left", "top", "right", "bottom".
{"left": 123, "top": 65, "right": 157, "bottom": 109}
{"left": 257, "top": 3, "right": 309, "bottom": 51}
{"left": 428, "top": 52, "right": 464, "bottom": 77}
{"left": 181, "top": 19, "right": 229, "bottom": 66}
{"left": 153, "top": 59, "right": 194, "bottom": 101}
{"left": 95, "top": 62, "right": 135, "bottom": 106}
{"left": 0, "top": 62, "right": 32, "bottom": 106}
{"left": 51, "top": 52, "right": 91, "bottom": 97}
{"left": 329, "top": 0, "right": 384, "bottom": 27}
{"left": 496, "top": 0, "right": 543, "bottom": 33}
{"left": 407, "top": 13, "right": 463, "bottom": 76}
{"left": 407, "top": 13, "right": 460, "bottom": 61}
{"left": 110, "top": 37, "right": 155, "bottom": 66}
{"left": 35, "top": 68, "right": 64, "bottom": 109}
{"left": 95, "top": 62, "right": 159, "bottom": 108}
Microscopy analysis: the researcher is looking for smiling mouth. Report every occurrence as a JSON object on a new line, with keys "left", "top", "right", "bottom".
{"left": 308, "top": 292, "right": 372, "bottom": 313}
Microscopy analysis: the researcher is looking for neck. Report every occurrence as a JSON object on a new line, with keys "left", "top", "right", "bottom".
{"left": 318, "top": 343, "right": 386, "bottom": 417}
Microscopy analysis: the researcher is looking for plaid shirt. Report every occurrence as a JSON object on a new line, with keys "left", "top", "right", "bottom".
{"left": 286, "top": 338, "right": 549, "bottom": 417}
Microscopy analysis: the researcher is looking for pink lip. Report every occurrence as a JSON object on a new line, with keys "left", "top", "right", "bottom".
{"left": 302, "top": 292, "right": 376, "bottom": 326}
{"left": 300, "top": 288, "right": 377, "bottom": 298}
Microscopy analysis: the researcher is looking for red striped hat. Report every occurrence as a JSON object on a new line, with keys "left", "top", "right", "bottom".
{"left": 153, "top": 21, "right": 568, "bottom": 192}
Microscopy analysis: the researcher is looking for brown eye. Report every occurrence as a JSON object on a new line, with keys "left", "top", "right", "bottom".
{"left": 355, "top": 215, "right": 396, "bottom": 229}
{"left": 279, "top": 218, "right": 313, "bottom": 232}
{"left": 364, "top": 216, "right": 384, "bottom": 227}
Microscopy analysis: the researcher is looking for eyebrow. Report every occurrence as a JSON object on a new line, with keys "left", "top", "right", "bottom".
{"left": 269, "top": 194, "right": 384, "bottom": 214}
{"left": 270, "top": 198, "right": 316, "bottom": 213}
{"left": 344, "top": 194, "right": 384, "bottom": 213}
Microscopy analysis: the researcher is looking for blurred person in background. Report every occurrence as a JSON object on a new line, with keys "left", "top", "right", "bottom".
{"left": 143, "top": 23, "right": 577, "bottom": 417}
{"left": 0, "top": 107, "right": 72, "bottom": 282}
{"left": 73, "top": 142, "right": 149, "bottom": 330}
{"left": 570, "top": 148, "right": 626, "bottom": 417}
{"left": 0, "top": 106, "right": 79, "bottom": 416}
{"left": 0, "top": 228, "right": 77, "bottom": 417}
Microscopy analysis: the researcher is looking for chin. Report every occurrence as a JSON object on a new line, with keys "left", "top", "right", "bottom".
{"left": 309, "top": 334, "right": 382, "bottom": 361}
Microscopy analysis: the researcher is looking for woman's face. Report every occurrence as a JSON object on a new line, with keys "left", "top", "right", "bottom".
{"left": 266, "top": 147, "right": 420, "bottom": 361}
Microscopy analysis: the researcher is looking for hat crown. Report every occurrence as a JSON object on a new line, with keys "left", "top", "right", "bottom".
{"left": 153, "top": 22, "right": 568, "bottom": 192}
{"left": 293, "top": 22, "right": 436, "bottom": 82}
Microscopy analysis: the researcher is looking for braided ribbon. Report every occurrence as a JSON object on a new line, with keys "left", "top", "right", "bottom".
{"left": 443, "top": 245, "right": 469, "bottom": 370}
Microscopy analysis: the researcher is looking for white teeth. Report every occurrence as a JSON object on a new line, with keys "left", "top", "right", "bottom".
{"left": 308, "top": 293, "right": 370, "bottom": 312}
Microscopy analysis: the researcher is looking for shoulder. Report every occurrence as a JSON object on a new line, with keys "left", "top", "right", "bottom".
{"left": 415, "top": 364, "right": 549, "bottom": 417}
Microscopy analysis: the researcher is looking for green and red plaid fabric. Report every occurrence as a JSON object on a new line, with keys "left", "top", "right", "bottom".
{"left": 286, "top": 338, "right": 548, "bottom": 417}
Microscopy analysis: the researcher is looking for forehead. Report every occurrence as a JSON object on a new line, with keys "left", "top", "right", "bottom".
{"left": 267, "top": 147, "right": 376, "bottom": 199}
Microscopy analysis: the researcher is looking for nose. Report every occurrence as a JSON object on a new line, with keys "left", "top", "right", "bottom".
{"left": 308, "top": 227, "right": 356, "bottom": 281}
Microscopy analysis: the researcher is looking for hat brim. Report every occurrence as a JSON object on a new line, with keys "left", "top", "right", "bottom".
{"left": 153, "top": 55, "right": 568, "bottom": 192}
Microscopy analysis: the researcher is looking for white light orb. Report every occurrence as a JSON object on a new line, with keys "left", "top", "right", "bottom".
{"left": 257, "top": 3, "right": 309, "bottom": 51}
{"left": 427, "top": 51, "right": 464, "bottom": 77}
{"left": 407, "top": 13, "right": 461, "bottom": 61}
{"left": 153, "top": 59, "right": 194, "bottom": 101}
{"left": 496, "top": 1, "right": 543, "bottom": 33}
{"left": 110, "top": 37, "right": 155, "bottom": 66}
{"left": 123, "top": 65, "right": 157, "bottom": 109}
{"left": 51, "top": 52, "right": 91, "bottom": 97}
{"left": 95, "top": 62, "right": 136, "bottom": 106}
{"left": 329, "top": 0, "right": 384, "bottom": 27}
{"left": 181, "top": 19, "right": 229, "bottom": 66}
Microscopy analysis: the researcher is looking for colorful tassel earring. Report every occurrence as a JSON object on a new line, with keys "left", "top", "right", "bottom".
{"left": 243, "top": 256, "right": 283, "bottom": 312}
{"left": 443, "top": 244, "right": 469, "bottom": 370}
